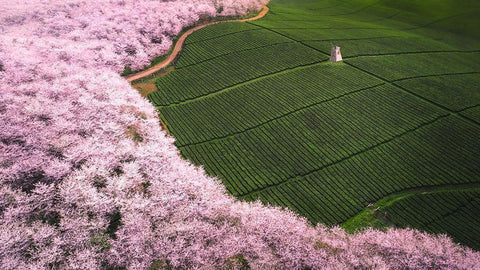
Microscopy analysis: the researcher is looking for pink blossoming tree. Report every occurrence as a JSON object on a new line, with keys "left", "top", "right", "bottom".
{"left": 0, "top": 0, "right": 479, "bottom": 269}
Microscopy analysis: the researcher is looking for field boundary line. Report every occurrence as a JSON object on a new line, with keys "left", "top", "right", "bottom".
{"left": 185, "top": 28, "right": 263, "bottom": 45}
{"left": 302, "top": 36, "right": 400, "bottom": 42}
{"left": 176, "top": 83, "right": 385, "bottom": 147}
{"left": 253, "top": 3, "right": 480, "bottom": 120}
{"left": 247, "top": 21, "right": 353, "bottom": 60}
{"left": 268, "top": 27, "right": 393, "bottom": 30}
{"left": 341, "top": 183, "right": 480, "bottom": 230}
{"left": 391, "top": 71, "right": 480, "bottom": 82}
{"left": 156, "top": 60, "right": 327, "bottom": 107}
{"left": 459, "top": 105, "right": 480, "bottom": 125}
{"left": 254, "top": 27, "right": 480, "bottom": 120}
{"left": 319, "top": 1, "right": 382, "bottom": 17}
{"left": 456, "top": 104, "right": 480, "bottom": 113}
{"left": 271, "top": 9, "right": 401, "bottom": 24}
{"left": 419, "top": 195, "right": 480, "bottom": 229}
{"left": 402, "top": 11, "right": 476, "bottom": 31}
{"left": 356, "top": 10, "right": 403, "bottom": 24}
{"left": 249, "top": 25, "right": 477, "bottom": 122}
{"left": 238, "top": 114, "right": 450, "bottom": 198}
{"left": 125, "top": 6, "right": 269, "bottom": 82}
{"left": 351, "top": 61, "right": 450, "bottom": 110}
{"left": 344, "top": 50, "right": 480, "bottom": 59}
{"left": 176, "top": 41, "right": 294, "bottom": 69}
{"left": 345, "top": 61, "right": 480, "bottom": 126}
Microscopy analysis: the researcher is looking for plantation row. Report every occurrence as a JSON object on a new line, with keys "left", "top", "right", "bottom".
{"left": 180, "top": 85, "right": 446, "bottom": 197}
{"left": 461, "top": 106, "right": 480, "bottom": 123}
{"left": 176, "top": 27, "right": 292, "bottom": 68}
{"left": 383, "top": 190, "right": 480, "bottom": 250}
{"left": 304, "top": 36, "right": 458, "bottom": 58}
{"left": 147, "top": 0, "right": 480, "bottom": 250}
{"left": 244, "top": 117, "right": 480, "bottom": 225}
{"left": 255, "top": 9, "right": 452, "bottom": 36}
{"left": 149, "top": 42, "right": 327, "bottom": 106}
{"left": 249, "top": 1, "right": 395, "bottom": 22}
{"left": 260, "top": 0, "right": 480, "bottom": 42}
{"left": 160, "top": 63, "right": 382, "bottom": 146}
{"left": 271, "top": 27, "right": 405, "bottom": 42}
{"left": 252, "top": 14, "right": 410, "bottom": 30}
{"left": 255, "top": 2, "right": 480, "bottom": 51}
{"left": 395, "top": 73, "right": 480, "bottom": 112}
{"left": 345, "top": 52, "right": 480, "bottom": 81}
{"left": 184, "top": 22, "right": 260, "bottom": 44}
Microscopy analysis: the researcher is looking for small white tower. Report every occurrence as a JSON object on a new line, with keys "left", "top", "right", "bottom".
{"left": 330, "top": 46, "right": 342, "bottom": 63}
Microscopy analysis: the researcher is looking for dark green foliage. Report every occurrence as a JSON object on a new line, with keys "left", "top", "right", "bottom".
{"left": 461, "top": 106, "right": 480, "bottom": 123}
{"left": 382, "top": 190, "right": 480, "bottom": 250}
{"left": 102, "top": 261, "right": 127, "bottom": 270}
{"left": 180, "top": 87, "right": 450, "bottom": 201}
{"left": 147, "top": 0, "right": 480, "bottom": 251}
{"left": 346, "top": 52, "right": 480, "bottom": 81}
{"left": 48, "top": 145, "right": 64, "bottom": 159}
{"left": 28, "top": 210, "right": 61, "bottom": 227}
{"left": 141, "top": 181, "right": 152, "bottom": 189}
{"left": 185, "top": 22, "right": 259, "bottom": 44}
{"left": 176, "top": 28, "right": 292, "bottom": 68}
{"left": 160, "top": 63, "right": 382, "bottom": 146}
{"left": 12, "top": 170, "right": 53, "bottom": 193}
{"left": 225, "top": 254, "right": 250, "bottom": 270}
{"left": 111, "top": 166, "right": 124, "bottom": 177}
{"left": 44, "top": 211, "right": 61, "bottom": 227}
{"left": 250, "top": 117, "right": 480, "bottom": 225}
{"left": 395, "top": 74, "right": 480, "bottom": 111}
{"left": 106, "top": 209, "right": 122, "bottom": 239}
{"left": 37, "top": 114, "right": 51, "bottom": 124}
{"left": 93, "top": 175, "right": 107, "bottom": 190}
{"left": 121, "top": 65, "right": 133, "bottom": 76}
{"left": 150, "top": 43, "right": 328, "bottom": 106}
{"left": 1, "top": 135, "right": 26, "bottom": 146}
{"left": 356, "top": 0, "right": 480, "bottom": 38}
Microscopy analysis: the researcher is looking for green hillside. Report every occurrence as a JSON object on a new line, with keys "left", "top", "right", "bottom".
{"left": 358, "top": 0, "right": 480, "bottom": 37}
{"left": 148, "top": 0, "right": 480, "bottom": 250}
{"left": 382, "top": 189, "right": 480, "bottom": 250}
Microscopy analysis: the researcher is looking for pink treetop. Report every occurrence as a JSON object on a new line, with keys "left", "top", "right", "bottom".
{"left": 0, "top": 0, "right": 479, "bottom": 269}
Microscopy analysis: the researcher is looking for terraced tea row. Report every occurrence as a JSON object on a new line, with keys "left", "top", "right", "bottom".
{"left": 176, "top": 26, "right": 292, "bottom": 68}
{"left": 180, "top": 85, "right": 447, "bottom": 197}
{"left": 383, "top": 190, "right": 480, "bottom": 250}
{"left": 395, "top": 73, "right": 480, "bottom": 111}
{"left": 149, "top": 42, "right": 327, "bottom": 106}
{"left": 160, "top": 63, "right": 382, "bottom": 146}
{"left": 245, "top": 117, "right": 480, "bottom": 225}
{"left": 184, "top": 22, "right": 260, "bottom": 44}
{"left": 345, "top": 52, "right": 480, "bottom": 81}
{"left": 146, "top": 0, "right": 480, "bottom": 250}
{"left": 461, "top": 106, "right": 480, "bottom": 123}
{"left": 304, "top": 36, "right": 459, "bottom": 58}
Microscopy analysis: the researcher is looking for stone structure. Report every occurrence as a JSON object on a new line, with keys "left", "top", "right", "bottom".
{"left": 330, "top": 45, "right": 343, "bottom": 62}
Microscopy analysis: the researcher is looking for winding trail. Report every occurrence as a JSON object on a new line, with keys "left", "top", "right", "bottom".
{"left": 125, "top": 6, "right": 269, "bottom": 82}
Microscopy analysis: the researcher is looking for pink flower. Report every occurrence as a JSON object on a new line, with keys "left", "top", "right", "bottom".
{"left": 0, "top": 0, "right": 478, "bottom": 269}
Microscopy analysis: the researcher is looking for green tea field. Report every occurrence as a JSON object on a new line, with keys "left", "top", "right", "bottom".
{"left": 147, "top": 0, "right": 480, "bottom": 250}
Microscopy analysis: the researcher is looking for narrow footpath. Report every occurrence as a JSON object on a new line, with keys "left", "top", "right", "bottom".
{"left": 125, "top": 6, "right": 269, "bottom": 82}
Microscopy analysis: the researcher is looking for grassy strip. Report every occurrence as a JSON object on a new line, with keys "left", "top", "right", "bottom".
{"left": 341, "top": 183, "right": 480, "bottom": 232}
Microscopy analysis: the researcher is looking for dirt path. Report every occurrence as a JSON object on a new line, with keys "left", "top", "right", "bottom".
{"left": 126, "top": 6, "right": 269, "bottom": 83}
